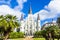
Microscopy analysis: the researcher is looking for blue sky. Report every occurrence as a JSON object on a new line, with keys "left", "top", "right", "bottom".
{"left": 0, "top": 0, "right": 60, "bottom": 26}
{"left": 22, "top": 0, "right": 50, "bottom": 13}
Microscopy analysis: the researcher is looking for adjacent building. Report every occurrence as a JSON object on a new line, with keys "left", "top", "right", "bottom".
{"left": 41, "top": 21, "right": 58, "bottom": 30}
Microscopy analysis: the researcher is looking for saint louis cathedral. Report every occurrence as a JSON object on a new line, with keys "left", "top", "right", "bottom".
{"left": 14, "top": 5, "right": 58, "bottom": 36}
{"left": 14, "top": 5, "right": 41, "bottom": 36}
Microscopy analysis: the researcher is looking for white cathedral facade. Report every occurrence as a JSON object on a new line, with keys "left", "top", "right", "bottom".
{"left": 15, "top": 6, "right": 41, "bottom": 36}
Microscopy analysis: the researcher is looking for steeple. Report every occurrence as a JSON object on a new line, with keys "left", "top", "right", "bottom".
{"left": 20, "top": 14, "right": 23, "bottom": 21}
{"left": 36, "top": 14, "right": 41, "bottom": 31}
{"left": 28, "top": 4, "right": 32, "bottom": 14}
{"left": 37, "top": 14, "right": 40, "bottom": 20}
{"left": 52, "top": 19, "right": 54, "bottom": 25}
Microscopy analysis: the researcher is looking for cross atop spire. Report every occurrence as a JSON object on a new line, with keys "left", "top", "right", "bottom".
{"left": 28, "top": 3, "right": 32, "bottom": 14}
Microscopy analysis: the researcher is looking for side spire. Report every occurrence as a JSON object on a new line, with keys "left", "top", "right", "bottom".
{"left": 20, "top": 14, "right": 23, "bottom": 21}
{"left": 37, "top": 14, "right": 40, "bottom": 20}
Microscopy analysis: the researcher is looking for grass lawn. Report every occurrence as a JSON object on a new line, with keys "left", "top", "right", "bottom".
{"left": 33, "top": 38, "right": 45, "bottom": 40}
{"left": 8, "top": 38, "right": 24, "bottom": 40}
{"left": 33, "top": 38, "right": 57, "bottom": 40}
{"left": 9, "top": 38, "right": 45, "bottom": 40}
{"left": 8, "top": 38, "right": 58, "bottom": 40}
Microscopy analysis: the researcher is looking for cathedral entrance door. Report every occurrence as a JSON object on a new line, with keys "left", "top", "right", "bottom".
{"left": 30, "top": 30, "right": 33, "bottom": 36}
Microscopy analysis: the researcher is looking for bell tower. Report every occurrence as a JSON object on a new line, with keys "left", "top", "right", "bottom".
{"left": 20, "top": 14, "right": 23, "bottom": 21}
{"left": 36, "top": 14, "right": 41, "bottom": 31}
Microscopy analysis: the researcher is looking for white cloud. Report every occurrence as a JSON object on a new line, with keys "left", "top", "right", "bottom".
{"left": 48, "top": 0, "right": 60, "bottom": 13}
{"left": 14, "top": 0, "right": 27, "bottom": 11}
{"left": 0, "top": 0, "right": 27, "bottom": 20}
{"left": 34, "top": 0, "right": 60, "bottom": 21}
{"left": 0, "top": 0, "right": 11, "bottom": 5}
{"left": 43, "top": 21, "right": 48, "bottom": 24}
{"left": 0, "top": 5, "right": 24, "bottom": 19}
{"left": 0, "top": 0, "right": 27, "bottom": 11}
{"left": 34, "top": 10, "right": 49, "bottom": 20}
{"left": 53, "top": 20, "right": 56, "bottom": 23}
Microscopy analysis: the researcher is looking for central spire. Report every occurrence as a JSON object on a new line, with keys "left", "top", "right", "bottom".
{"left": 28, "top": 4, "right": 32, "bottom": 14}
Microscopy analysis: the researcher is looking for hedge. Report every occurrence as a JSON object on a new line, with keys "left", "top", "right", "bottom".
{"left": 34, "top": 31, "right": 43, "bottom": 38}
{"left": 8, "top": 32, "right": 24, "bottom": 39}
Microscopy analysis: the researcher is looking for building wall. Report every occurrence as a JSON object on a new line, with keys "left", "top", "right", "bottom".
{"left": 19, "top": 14, "right": 41, "bottom": 36}
{"left": 41, "top": 22, "right": 58, "bottom": 30}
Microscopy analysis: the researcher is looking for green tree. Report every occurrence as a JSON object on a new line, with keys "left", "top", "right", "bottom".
{"left": 41, "top": 25, "right": 59, "bottom": 40}
{"left": 57, "top": 17, "right": 60, "bottom": 28}
{"left": 0, "top": 14, "right": 20, "bottom": 40}
{"left": 54, "top": 28, "right": 60, "bottom": 40}
{"left": 34, "top": 31, "right": 42, "bottom": 38}
{"left": 41, "top": 30, "right": 48, "bottom": 40}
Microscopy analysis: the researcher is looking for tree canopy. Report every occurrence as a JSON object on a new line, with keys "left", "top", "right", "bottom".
{"left": 0, "top": 14, "right": 20, "bottom": 40}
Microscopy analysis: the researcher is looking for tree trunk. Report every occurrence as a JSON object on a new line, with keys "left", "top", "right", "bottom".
{"left": 3, "top": 32, "right": 9, "bottom": 40}
{"left": 58, "top": 38, "right": 59, "bottom": 40}
{"left": 3, "top": 27, "right": 11, "bottom": 40}
{"left": 48, "top": 33, "right": 52, "bottom": 40}
{"left": 45, "top": 38, "right": 49, "bottom": 40}
{"left": 53, "top": 38, "right": 54, "bottom": 40}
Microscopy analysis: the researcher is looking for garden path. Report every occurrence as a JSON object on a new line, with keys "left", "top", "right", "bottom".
{"left": 23, "top": 36, "right": 33, "bottom": 40}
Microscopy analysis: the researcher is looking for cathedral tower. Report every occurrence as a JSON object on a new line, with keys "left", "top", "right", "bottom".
{"left": 20, "top": 14, "right": 25, "bottom": 32}
{"left": 37, "top": 14, "right": 41, "bottom": 31}
{"left": 28, "top": 4, "right": 32, "bottom": 14}
{"left": 20, "top": 14, "right": 24, "bottom": 21}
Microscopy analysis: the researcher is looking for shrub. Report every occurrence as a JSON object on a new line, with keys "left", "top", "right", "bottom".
{"left": 8, "top": 32, "right": 24, "bottom": 39}
{"left": 34, "top": 31, "right": 43, "bottom": 38}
